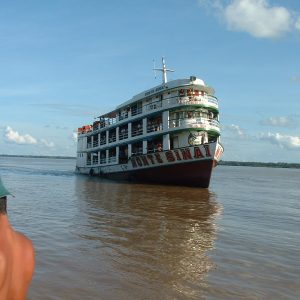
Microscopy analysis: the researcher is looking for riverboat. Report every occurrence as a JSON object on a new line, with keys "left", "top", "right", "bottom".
{"left": 76, "top": 59, "right": 223, "bottom": 187}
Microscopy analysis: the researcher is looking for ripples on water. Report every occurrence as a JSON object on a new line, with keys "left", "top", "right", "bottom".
{"left": 1, "top": 157, "right": 299, "bottom": 299}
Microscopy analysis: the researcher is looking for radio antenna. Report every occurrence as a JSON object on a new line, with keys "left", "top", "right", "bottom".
{"left": 153, "top": 57, "right": 174, "bottom": 84}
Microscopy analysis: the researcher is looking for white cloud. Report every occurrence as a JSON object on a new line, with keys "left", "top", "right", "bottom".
{"left": 225, "top": 124, "right": 248, "bottom": 138}
{"left": 260, "top": 116, "right": 297, "bottom": 127}
{"left": 72, "top": 132, "right": 77, "bottom": 143}
{"left": 4, "top": 126, "right": 55, "bottom": 148}
{"left": 68, "top": 132, "right": 77, "bottom": 143}
{"left": 224, "top": 0, "right": 292, "bottom": 38}
{"left": 5, "top": 126, "right": 37, "bottom": 145}
{"left": 40, "top": 139, "right": 55, "bottom": 148}
{"left": 198, "top": 0, "right": 300, "bottom": 38}
{"left": 260, "top": 132, "right": 300, "bottom": 150}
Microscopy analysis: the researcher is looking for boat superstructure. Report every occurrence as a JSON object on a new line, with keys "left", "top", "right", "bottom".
{"left": 76, "top": 59, "right": 223, "bottom": 187}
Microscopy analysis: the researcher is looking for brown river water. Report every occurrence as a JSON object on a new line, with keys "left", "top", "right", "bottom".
{"left": 1, "top": 156, "right": 299, "bottom": 299}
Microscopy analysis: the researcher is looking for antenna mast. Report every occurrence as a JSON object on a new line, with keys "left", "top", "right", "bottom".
{"left": 153, "top": 57, "right": 174, "bottom": 84}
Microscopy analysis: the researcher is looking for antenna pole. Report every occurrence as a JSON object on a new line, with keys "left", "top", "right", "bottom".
{"left": 153, "top": 57, "right": 174, "bottom": 84}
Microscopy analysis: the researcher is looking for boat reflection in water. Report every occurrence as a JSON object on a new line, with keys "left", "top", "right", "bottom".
{"left": 74, "top": 177, "right": 221, "bottom": 299}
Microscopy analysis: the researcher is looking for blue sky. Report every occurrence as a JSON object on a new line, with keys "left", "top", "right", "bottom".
{"left": 0, "top": 0, "right": 300, "bottom": 162}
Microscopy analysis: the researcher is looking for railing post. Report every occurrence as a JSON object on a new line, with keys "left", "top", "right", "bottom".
{"left": 163, "top": 134, "right": 170, "bottom": 151}
{"left": 116, "top": 146, "right": 119, "bottom": 164}
{"left": 116, "top": 127, "right": 119, "bottom": 142}
{"left": 128, "top": 122, "right": 132, "bottom": 138}
{"left": 142, "top": 117, "right": 147, "bottom": 135}
{"left": 143, "top": 140, "right": 148, "bottom": 154}
{"left": 106, "top": 149, "right": 109, "bottom": 164}
{"left": 128, "top": 143, "right": 132, "bottom": 157}
{"left": 163, "top": 110, "right": 169, "bottom": 130}
{"left": 106, "top": 130, "right": 109, "bottom": 145}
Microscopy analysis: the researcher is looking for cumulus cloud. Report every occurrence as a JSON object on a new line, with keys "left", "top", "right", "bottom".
{"left": 198, "top": 0, "right": 300, "bottom": 38}
{"left": 225, "top": 124, "right": 248, "bottom": 138}
{"left": 4, "top": 126, "right": 55, "bottom": 148}
{"left": 40, "top": 139, "right": 55, "bottom": 148}
{"left": 70, "top": 132, "right": 77, "bottom": 143}
{"left": 260, "top": 132, "right": 300, "bottom": 150}
{"left": 224, "top": 0, "right": 292, "bottom": 38}
{"left": 260, "top": 116, "right": 297, "bottom": 127}
{"left": 5, "top": 126, "right": 37, "bottom": 145}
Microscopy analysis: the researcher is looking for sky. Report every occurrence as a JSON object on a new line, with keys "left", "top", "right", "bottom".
{"left": 0, "top": 0, "right": 300, "bottom": 162}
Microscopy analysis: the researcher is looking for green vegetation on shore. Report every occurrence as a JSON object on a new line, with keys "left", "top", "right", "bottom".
{"left": 219, "top": 160, "right": 300, "bottom": 169}
{"left": 0, "top": 154, "right": 75, "bottom": 159}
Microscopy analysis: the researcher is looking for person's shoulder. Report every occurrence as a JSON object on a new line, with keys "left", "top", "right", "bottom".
{"left": 14, "top": 231, "right": 35, "bottom": 277}
{"left": 15, "top": 231, "right": 34, "bottom": 252}
{"left": 0, "top": 249, "right": 7, "bottom": 280}
{"left": 14, "top": 232, "right": 35, "bottom": 265}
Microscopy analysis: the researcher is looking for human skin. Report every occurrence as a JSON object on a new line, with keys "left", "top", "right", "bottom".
{"left": 0, "top": 213, "right": 35, "bottom": 300}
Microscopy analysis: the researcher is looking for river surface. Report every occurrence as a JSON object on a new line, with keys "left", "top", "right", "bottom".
{"left": 0, "top": 156, "right": 299, "bottom": 299}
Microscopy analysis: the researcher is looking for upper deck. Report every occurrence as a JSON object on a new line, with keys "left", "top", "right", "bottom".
{"left": 78, "top": 76, "right": 219, "bottom": 136}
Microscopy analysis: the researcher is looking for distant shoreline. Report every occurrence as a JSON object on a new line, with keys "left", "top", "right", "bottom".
{"left": 1, "top": 154, "right": 299, "bottom": 169}
{"left": 0, "top": 154, "right": 75, "bottom": 159}
{"left": 219, "top": 160, "right": 300, "bottom": 169}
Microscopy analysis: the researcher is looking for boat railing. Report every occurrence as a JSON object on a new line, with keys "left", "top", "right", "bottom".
{"left": 147, "top": 147, "right": 163, "bottom": 154}
{"left": 99, "top": 121, "right": 108, "bottom": 129}
{"left": 108, "top": 118, "right": 117, "bottom": 126}
{"left": 108, "top": 156, "right": 117, "bottom": 163}
{"left": 144, "top": 101, "right": 162, "bottom": 112}
{"left": 93, "top": 140, "right": 99, "bottom": 148}
{"left": 131, "top": 149, "right": 143, "bottom": 156}
{"left": 118, "top": 112, "right": 129, "bottom": 121}
{"left": 87, "top": 142, "right": 92, "bottom": 149}
{"left": 92, "top": 158, "right": 98, "bottom": 165}
{"left": 131, "top": 107, "right": 142, "bottom": 116}
{"left": 208, "top": 119, "right": 220, "bottom": 127}
{"left": 131, "top": 128, "right": 143, "bottom": 137}
{"left": 100, "top": 139, "right": 106, "bottom": 145}
{"left": 207, "top": 96, "right": 218, "bottom": 105}
{"left": 119, "top": 131, "right": 128, "bottom": 140}
{"left": 100, "top": 158, "right": 106, "bottom": 164}
{"left": 85, "top": 94, "right": 218, "bottom": 134}
{"left": 86, "top": 160, "right": 91, "bottom": 165}
{"left": 109, "top": 135, "right": 116, "bottom": 143}
{"left": 163, "top": 95, "right": 218, "bottom": 108}
{"left": 147, "top": 123, "right": 163, "bottom": 133}
{"left": 95, "top": 118, "right": 117, "bottom": 131}
{"left": 169, "top": 117, "right": 220, "bottom": 130}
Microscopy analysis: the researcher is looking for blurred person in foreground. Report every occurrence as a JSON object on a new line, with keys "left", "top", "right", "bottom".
{"left": 0, "top": 177, "right": 35, "bottom": 300}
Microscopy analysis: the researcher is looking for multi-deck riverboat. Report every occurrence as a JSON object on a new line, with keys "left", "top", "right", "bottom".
{"left": 76, "top": 59, "right": 223, "bottom": 187}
